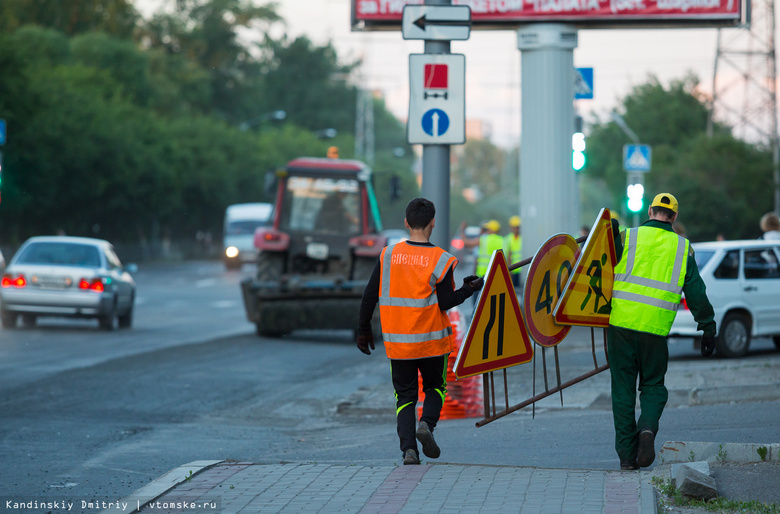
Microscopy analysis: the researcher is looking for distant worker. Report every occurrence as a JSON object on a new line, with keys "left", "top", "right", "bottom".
{"left": 609, "top": 193, "right": 716, "bottom": 471}
{"left": 461, "top": 219, "right": 504, "bottom": 277}
{"left": 357, "top": 198, "right": 484, "bottom": 465}
{"left": 504, "top": 216, "right": 522, "bottom": 287}
{"left": 759, "top": 212, "right": 780, "bottom": 240}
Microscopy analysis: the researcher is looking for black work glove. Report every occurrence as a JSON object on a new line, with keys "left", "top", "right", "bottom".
{"left": 701, "top": 334, "right": 716, "bottom": 357}
{"left": 611, "top": 218, "right": 620, "bottom": 239}
{"left": 357, "top": 329, "right": 375, "bottom": 355}
{"left": 463, "top": 275, "right": 484, "bottom": 292}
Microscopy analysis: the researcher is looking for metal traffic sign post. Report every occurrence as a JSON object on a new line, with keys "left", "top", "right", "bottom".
{"left": 623, "top": 144, "right": 652, "bottom": 226}
{"left": 404, "top": 0, "right": 470, "bottom": 251}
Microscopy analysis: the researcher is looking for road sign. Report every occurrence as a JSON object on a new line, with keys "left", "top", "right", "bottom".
{"left": 408, "top": 54, "right": 465, "bottom": 145}
{"left": 402, "top": 5, "right": 471, "bottom": 41}
{"left": 574, "top": 68, "right": 593, "bottom": 99}
{"left": 522, "top": 234, "right": 580, "bottom": 347}
{"left": 623, "top": 144, "right": 652, "bottom": 172}
{"left": 0, "top": 119, "right": 6, "bottom": 146}
{"left": 454, "top": 250, "right": 533, "bottom": 379}
{"left": 553, "top": 209, "right": 617, "bottom": 327}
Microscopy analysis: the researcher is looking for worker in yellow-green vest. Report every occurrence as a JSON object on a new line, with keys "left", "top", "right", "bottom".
{"left": 608, "top": 193, "right": 716, "bottom": 472}
{"left": 504, "top": 216, "right": 522, "bottom": 287}
{"left": 461, "top": 220, "right": 505, "bottom": 277}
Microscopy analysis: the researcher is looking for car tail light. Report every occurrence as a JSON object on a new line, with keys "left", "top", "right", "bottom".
{"left": 680, "top": 296, "right": 689, "bottom": 310}
{"left": 1, "top": 274, "right": 26, "bottom": 288}
{"left": 79, "top": 278, "right": 105, "bottom": 292}
{"left": 350, "top": 234, "right": 387, "bottom": 257}
{"left": 254, "top": 228, "right": 290, "bottom": 251}
{"left": 451, "top": 238, "right": 465, "bottom": 250}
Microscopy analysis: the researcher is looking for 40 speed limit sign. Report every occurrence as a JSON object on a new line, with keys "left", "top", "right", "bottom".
{"left": 522, "top": 234, "right": 580, "bottom": 347}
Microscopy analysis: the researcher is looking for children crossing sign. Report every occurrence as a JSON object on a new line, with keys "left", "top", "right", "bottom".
{"left": 454, "top": 250, "right": 533, "bottom": 379}
{"left": 553, "top": 208, "right": 617, "bottom": 327}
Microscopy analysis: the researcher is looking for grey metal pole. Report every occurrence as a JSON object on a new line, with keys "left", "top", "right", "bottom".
{"left": 517, "top": 24, "right": 579, "bottom": 262}
{"left": 422, "top": 0, "right": 451, "bottom": 251}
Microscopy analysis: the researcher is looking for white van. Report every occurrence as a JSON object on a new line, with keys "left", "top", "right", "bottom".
{"left": 223, "top": 203, "right": 273, "bottom": 270}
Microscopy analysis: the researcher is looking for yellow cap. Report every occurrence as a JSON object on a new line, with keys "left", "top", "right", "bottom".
{"left": 509, "top": 215, "right": 521, "bottom": 228}
{"left": 482, "top": 220, "right": 501, "bottom": 232}
{"left": 650, "top": 193, "right": 679, "bottom": 214}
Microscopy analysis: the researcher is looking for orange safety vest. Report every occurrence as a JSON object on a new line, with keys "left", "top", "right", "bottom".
{"left": 378, "top": 242, "right": 458, "bottom": 360}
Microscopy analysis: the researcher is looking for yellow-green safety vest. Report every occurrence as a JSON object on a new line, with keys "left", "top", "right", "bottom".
{"left": 476, "top": 234, "right": 505, "bottom": 277}
{"left": 503, "top": 234, "right": 522, "bottom": 274}
{"left": 610, "top": 227, "right": 689, "bottom": 336}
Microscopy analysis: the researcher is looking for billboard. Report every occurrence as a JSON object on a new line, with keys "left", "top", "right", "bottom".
{"left": 352, "top": 0, "right": 744, "bottom": 29}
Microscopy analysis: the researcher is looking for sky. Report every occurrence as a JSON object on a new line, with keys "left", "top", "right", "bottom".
{"left": 136, "top": 0, "right": 770, "bottom": 149}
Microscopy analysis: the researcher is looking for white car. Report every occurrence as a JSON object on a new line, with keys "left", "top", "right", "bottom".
{"left": 669, "top": 239, "right": 780, "bottom": 357}
{"left": 0, "top": 236, "right": 137, "bottom": 330}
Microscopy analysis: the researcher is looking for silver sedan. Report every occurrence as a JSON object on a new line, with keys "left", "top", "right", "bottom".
{"left": 0, "top": 236, "right": 136, "bottom": 330}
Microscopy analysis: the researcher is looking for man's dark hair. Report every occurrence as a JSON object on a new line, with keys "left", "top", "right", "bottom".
{"left": 405, "top": 197, "right": 435, "bottom": 229}
{"left": 650, "top": 206, "right": 675, "bottom": 221}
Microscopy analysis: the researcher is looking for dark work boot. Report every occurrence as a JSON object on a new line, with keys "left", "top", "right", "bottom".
{"left": 416, "top": 421, "right": 441, "bottom": 459}
{"left": 620, "top": 460, "right": 639, "bottom": 471}
{"left": 637, "top": 429, "right": 656, "bottom": 468}
{"left": 403, "top": 448, "right": 420, "bottom": 465}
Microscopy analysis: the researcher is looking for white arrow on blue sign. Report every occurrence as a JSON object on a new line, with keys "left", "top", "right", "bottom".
{"left": 623, "top": 144, "right": 652, "bottom": 172}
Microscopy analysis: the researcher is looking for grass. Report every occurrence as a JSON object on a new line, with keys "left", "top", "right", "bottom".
{"left": 652, "top": 476, "right": 780, "bottom": 513}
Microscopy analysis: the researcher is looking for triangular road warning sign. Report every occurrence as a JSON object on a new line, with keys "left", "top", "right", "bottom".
{"left": 553, "top": 208, "right": 617, "bottom": 327}
{"left": 454, "top": 250, "right": 533, "bottom": 379}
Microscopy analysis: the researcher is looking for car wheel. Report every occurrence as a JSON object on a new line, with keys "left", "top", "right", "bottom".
{"left": 21, "top": 314, "right": 36, "bottom": 328}
{"left": 1, "top": 310, "right": 17, "bottom": 329}
{"left": 225, "top": 259, "right": 242, "bottom": 271}
{"left": 716, "top": 312, "right": 751, "bottom": 358}
{"left": 99, "top": 300, "right": 117, "bottom": 331}
{"left": 773, "top": 335, "right": 780, "bottom": 350}
{"left": 118, "top": 304, "right": 133, "bottom": 329}
{"left": 255, "top": 322, "right": 283, "bottom": 338}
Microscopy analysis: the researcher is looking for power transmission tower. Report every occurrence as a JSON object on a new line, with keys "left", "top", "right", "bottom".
{"left": 708, "top": 0, "right": 780, "bottom": 212}
{"left": 355, "top": 87, "right": 375, "bottom": 166}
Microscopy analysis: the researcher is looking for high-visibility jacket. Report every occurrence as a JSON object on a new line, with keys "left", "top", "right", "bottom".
{"left": 379, "top": 242, "right": 458, "bottom": 360}
{"left": 503, "top": 233, "right": 522, "bottom": 274}
{"left": 610, "top": 226, "right": 689, "bottom": 336}
{"left": 476, "top": 234, "right": 505, "bottom": 276}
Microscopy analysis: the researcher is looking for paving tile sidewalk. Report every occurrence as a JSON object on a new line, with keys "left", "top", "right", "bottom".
{"left": 105, "top": 461, "right": 657, "bottom": 514}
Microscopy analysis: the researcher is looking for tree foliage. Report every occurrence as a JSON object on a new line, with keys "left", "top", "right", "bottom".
{"left": 0, "top": 2, "right": 414, "bottom": 253}
{"left": 581, "top": 73, "right": 772, "bottom": 240}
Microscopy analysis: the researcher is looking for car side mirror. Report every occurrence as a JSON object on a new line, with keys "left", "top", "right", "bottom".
{"left": 125, "top": 263, "right": 138, "bottom": 274}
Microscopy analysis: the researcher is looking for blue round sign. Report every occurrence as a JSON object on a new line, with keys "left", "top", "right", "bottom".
{"left": 421, "top": 109, "right": 449, "bottom": 137}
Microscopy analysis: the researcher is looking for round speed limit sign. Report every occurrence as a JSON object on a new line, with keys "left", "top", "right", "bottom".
{"left": 522, "top": 234, "right": 580, "bottom": 347}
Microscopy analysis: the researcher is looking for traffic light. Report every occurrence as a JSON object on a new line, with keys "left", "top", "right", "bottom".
{"left": 572, "top": 115, "right": 586, "bottom": 172}
{"left": 627, "top": 183, "right": 644, "bottom": 213}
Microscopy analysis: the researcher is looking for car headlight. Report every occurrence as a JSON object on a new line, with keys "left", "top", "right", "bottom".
{"left": 225, "top": 246, "right": 239, "bottom": 259}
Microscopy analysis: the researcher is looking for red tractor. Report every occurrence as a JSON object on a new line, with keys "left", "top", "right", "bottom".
{"left": 240, "top": 157, "right": 385, "bottom": 337}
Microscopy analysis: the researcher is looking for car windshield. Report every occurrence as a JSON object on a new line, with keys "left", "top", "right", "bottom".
{"left": 280, "top": 176, "right": 360, "bottom": 234}
{"left": 694, "top": 250, "right": 715, "bottom": 269}
{"left": 16, "top": 242, "right": 101, "bottom": 268}
{"left": 227, "top": 220, "right": 268, "bottom": 236}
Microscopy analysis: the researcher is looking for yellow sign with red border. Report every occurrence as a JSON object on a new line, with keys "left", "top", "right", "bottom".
{"left": 454, "top": 250, "right": 533, "bottom": 379}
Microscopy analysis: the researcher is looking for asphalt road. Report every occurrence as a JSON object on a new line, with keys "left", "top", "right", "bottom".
{"left": 0, "top": 261, "right": 778, "bottom": 510}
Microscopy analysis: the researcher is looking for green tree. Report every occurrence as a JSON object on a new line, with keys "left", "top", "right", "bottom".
{"left": 0, "top": 0, "right": 138, "bottom": 38}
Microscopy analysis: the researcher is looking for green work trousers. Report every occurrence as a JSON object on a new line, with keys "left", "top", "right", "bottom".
{"left": 607, "top": 325, "right": 669, "bottom": 462}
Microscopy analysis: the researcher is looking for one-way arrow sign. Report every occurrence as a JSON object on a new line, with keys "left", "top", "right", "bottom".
{"left": 402, "top": 5, "right": 471, "bottom": 41}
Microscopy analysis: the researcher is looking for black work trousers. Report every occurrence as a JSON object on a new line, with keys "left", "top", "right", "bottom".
{"left": 390, "top": 355, "right": 448, "bottom": 453}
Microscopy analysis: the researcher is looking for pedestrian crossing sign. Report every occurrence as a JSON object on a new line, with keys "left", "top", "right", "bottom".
{"left": 623, "top": 144, "right": 651, "bottom": 172}
{"left": 454, "top": 250, "right": 533, "bottom": 379}
{"left": 553, "top": 208, "right": 617, "bottom": 327}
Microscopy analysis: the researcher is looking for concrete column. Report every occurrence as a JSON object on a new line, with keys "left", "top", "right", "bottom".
{"left": 517, "top": 24, "right": 579, "bottom": 262}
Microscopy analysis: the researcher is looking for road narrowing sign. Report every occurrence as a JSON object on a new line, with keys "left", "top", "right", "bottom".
{"left": 454, "top": 250, "right": 533, "bottom": 379}
{"left": 522, "top": 234, "right": 580, "bottom": 347}
{"left": 553, "top": 208, "right": 617, "bottom": 327}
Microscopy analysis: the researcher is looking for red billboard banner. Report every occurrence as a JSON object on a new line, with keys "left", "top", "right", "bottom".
{"left": 352, "top": 0, "right": 743, "bottom": 29}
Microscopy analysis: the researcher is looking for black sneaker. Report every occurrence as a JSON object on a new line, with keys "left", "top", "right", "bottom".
{"left": 416, "top": 421, "right": 441, "bottom": 459}
{"left": 403, "top": 448, "right": 420, "bottom": 465}
{"left": 637, "top": 429, "right": 656, "bottom": 468}
{"left": 620, "top": 460, "right": 639, "bottom": 471}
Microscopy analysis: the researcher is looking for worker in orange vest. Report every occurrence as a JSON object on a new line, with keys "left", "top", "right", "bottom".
{"left": 357, "top": 197, "right": 484, "bottom": 465}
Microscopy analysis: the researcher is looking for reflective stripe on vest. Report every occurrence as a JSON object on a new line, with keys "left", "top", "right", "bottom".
{"left": 379, "top": 243, "right": 457, "bottom": 359}
{"left": 477, "top": 234, "right": 505, "bottom": 276}
{"left": 610, "top": 227, "right": 689, "bottom": 336}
